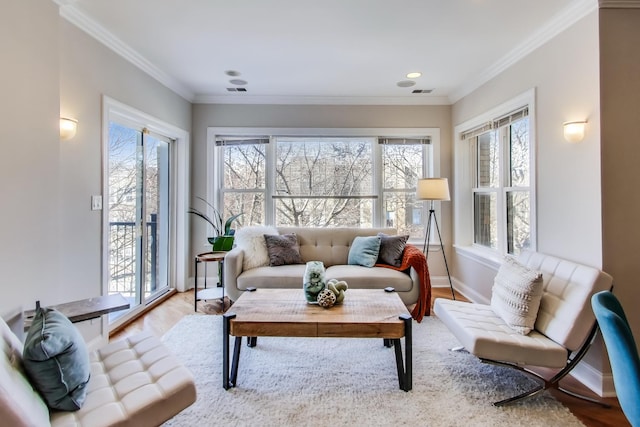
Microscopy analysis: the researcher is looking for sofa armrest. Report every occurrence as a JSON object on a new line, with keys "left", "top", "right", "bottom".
{"left": 223, "top": 247, "right": 245, "bottom": 302}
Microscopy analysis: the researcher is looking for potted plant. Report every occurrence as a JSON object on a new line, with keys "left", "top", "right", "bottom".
{"left": 188, "top": 197, "right": 243, "bottom": 251}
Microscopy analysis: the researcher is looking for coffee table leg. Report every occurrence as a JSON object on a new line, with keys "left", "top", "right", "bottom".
{"left": 393, "top": 313, "right": 413, "bottom": 392}
{"left": 230, "top": 336, "right": 242, "bottom": 386}
{"left": 223, "top": 312, "right": 236, "bottom": 389}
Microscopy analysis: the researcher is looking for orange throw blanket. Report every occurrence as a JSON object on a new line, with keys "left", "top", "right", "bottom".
{"left": 376, "top": 244, "right": 431, "bottom": 322}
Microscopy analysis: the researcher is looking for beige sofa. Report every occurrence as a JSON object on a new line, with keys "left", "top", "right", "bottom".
{"left": 224, "top": 227, "right": 421, "bottom": 306}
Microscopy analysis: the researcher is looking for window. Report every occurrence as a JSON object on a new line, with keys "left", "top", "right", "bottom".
{"left": 381, "top": 138, "right": 431, "bottom": 237}
{"left": 210, "top": 129, "right": 438, "bottom": 240}
{"left": 274, "top": 137, "right": 375, "bottom": 227}
{"left": 466, "top": 106, "right": 532, "bottom": 256}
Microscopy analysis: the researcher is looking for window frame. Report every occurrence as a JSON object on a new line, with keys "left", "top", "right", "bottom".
{"left": 101, "top": 96, "right": 190, "bottom": 334}
{"left": 453, "top": 89, "right": 537, "bottom": 264}
{"left": 206, "top": 127, "right": 441, "bottom": 244}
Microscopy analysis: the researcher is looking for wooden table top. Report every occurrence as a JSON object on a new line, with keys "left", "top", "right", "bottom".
{"left": 24, "top": 293, "right": 130, "bottom": 327}
{"left": 227, "top": 288, "right": 410, "bottom": 339}
{"left": 196, "top": 251, "right": 227, "bottom": 262}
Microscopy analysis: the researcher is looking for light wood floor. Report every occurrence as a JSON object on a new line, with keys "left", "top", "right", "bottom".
{"left": 111, "top": 287, "right": 629, "bottom": 427}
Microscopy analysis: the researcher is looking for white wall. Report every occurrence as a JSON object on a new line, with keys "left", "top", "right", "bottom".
{"left": 0, "top": 3, "right": 191, "bottom": 341}
{"left": 190, "top": 104, "right": 454, "bottom": 280}
{"left": 453, "top": 11, "right": 601, "bottom": 270}
{"left": 58, "top": 20, "right": 191, "bottom": 302}
{"left": 451, "top": 11, "right": 611, "bottom": 393}
{"left": 0, "top": 0, "right": 61, "bottom": 316}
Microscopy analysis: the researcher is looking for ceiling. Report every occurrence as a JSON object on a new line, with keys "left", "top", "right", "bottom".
{"left": 55, "top": 0, "right": 595, "bottom": 105}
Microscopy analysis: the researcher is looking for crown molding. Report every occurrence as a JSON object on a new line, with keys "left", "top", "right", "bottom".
{"left": 193, "top": 94, "right": 452, "bottom": 106}
{"left": 448, "top": 0, "right": 597, "bottom": 104}
{"left": 599, "top": 0, "right": 640, "bottom": 8}
{"left": 54, "top": 0, "right": 601, "bottom": 107}
{"left": 56, "top": 4, "right": 195, "bottom": 102}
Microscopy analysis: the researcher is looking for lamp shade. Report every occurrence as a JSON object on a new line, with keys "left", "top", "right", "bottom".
{"left": 563, "top": 120, "right": 587, "bottom": 143}
{"left": 60, "top": 117, "right": 78, "bottom": 140}
{"left": 416, "top": 178, "right": 450, "bottom": 201}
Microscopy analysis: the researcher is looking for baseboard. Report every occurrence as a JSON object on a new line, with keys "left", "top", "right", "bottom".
{"left": 435, "top": 276, "right": 489, "bottom": 304}
{"left": 570, "top": 362, "right": 617, "bottom": 398}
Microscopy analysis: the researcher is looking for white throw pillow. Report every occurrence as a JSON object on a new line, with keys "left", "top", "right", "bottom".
{"left": 490, "top": 256, "right": 543, "bottom": 335}
{"left": 234, "top": 225, "right": 279, "bottom": 270}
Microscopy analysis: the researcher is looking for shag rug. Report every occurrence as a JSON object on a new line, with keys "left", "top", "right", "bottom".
{"left": 161, "top": 315, "right": 584, "bottom": 427}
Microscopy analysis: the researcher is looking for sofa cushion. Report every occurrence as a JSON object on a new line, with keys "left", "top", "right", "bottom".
{"left": 490, "top": 257, "right": 543, "bottom": 335}
{"left": 348, "top": 236, "right": 381, "bottom": 268}
{"left": 434, "top": 299, "right": 568, "bottom": 368}
{"left": 22, "top": 307, "right": 91, "bottom": 411}
{"left": 50, "top": 332, "right": 197, "bottom": 427}
{"left": 264, "top": 233, "right": 303, "bottom": 266}
{"left": 237, "top": 265, "right": 308, "bottom": 290}
{"left": 376, "top": 233, "right": 409, "bottom": 267}
{"left": 327, "top": 265, "right": 414, "bottom": 292}
{"left": 234, "top": 225, "right": 279, "bottom": 270}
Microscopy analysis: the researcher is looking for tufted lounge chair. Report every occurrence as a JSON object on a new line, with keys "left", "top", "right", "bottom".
{"left": 1, "top": 313, "right": 196, "bottom": 427}
{"left": 434, "top": 250, "right": 613, "bottom": 406}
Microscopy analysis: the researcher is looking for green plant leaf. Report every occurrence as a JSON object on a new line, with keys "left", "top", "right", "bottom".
{"left": 224, "top": 213, "right": 244, "bottom": 235}
{"left": 189, "top": 197, "right": 243, "bottom": 237}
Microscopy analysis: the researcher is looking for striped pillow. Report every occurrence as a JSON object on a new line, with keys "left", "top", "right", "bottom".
{"left": 490, "top": 256, "right": 543, "bottom": 335}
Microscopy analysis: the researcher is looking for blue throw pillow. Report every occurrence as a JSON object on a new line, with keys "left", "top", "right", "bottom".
{"left": 22, "top": 307, "right": 91, "bottom": 411}
{"left": 348, "top": 235, "right": 382, "bottom": 267}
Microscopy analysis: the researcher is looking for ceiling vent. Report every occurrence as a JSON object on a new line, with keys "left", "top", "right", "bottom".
{"left": 226, "top": 88, "right": 247, "bottom": 92}
{"left": 412, "top": 89, "right": 433, "bottom": 94}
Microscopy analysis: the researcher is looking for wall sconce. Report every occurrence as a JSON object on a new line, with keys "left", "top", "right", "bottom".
{"left": 563, "top": 120, "right": 587, "bottom": 143}
{"left": 60, "top": 117, "right": 78, "bottom": 140}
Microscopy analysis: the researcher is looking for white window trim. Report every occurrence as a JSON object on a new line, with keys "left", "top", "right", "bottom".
{"left": 206, "top": 127, "right": 440, "bottom": 244}
{"left": 102, "top": 96, "right": 190, "bottom": 335}
{"left": 453, "top": 88, "right": 537, "bottom": 262}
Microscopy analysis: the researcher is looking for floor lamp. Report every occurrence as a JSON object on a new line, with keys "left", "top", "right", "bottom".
{"left": 417, "top": 178, "right": 455, "bottom": 300}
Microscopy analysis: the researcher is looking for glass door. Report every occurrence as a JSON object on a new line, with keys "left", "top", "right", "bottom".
{"left": 107, "top": 122, "right": 171, "bottom": 323}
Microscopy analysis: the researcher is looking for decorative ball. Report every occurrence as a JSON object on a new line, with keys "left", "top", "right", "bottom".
{"left": 317, "top": 289, "right": 337, "bottom": 308}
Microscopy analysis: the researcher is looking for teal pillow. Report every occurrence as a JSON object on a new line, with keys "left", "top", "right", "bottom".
{"left": 22, "top": 307, "right": 91, "bottom": 411}
{"left": 348, "top": 236, "right": 382, "bottom": 267}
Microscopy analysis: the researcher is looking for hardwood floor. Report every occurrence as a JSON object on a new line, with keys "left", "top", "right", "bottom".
{"left": 110, "top": 287, "right": 629, "bottom": 427}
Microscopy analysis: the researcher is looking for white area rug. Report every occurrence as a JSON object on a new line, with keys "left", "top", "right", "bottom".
{"left": 162, "top": 314, "right": 584, "bottom": 427}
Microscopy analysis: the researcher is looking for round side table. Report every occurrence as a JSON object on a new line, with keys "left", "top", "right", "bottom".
{"left": 194, "top": 251, "right": 227, "bottom": 312}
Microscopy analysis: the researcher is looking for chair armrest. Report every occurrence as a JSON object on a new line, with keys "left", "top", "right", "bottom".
{"left": 223, "top": 247, "right": 245, "bottom": 302}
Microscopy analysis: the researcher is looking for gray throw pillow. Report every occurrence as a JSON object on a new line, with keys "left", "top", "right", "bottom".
{"left": 264, "top": 233, "right": 303, "bottom": 266}
{"left": 22, "top": 307, "right": 91, "bottom": 411}
{"left": 376, "top": 233, "right": 409, "bottom": 267}
{"left": 347, "top": 236, "right": 382, "bottom": 268}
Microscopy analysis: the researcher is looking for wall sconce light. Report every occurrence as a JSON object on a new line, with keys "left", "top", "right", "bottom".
{"left": 60, "top": 117, "right": 78, "bottom": 140}
{"left": 563, "top": 120, "right": 587, "bottom": 143}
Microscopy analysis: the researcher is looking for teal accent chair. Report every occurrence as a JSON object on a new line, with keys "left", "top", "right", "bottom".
{"left": 591, "top": 291, "right": 640, "bottom": 427}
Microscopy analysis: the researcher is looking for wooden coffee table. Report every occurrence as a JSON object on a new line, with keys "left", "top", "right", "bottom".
{"left": 222, "top": 288, "right": 413, "bottom": 391}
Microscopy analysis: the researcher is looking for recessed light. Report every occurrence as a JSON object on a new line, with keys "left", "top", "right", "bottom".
{"left": 229, "top": 79, "right": 248, "bottom": 85}
{"left": 397, "top": 80, "right": 416, "bottom": 88}
{"left": 225, "top": 70, "right": 241, "bottom": 77}
{"left": 406, "top": 72, "right": 422, "bottom": 79}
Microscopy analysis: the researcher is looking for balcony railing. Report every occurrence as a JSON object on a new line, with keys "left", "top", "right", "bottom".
{"left": 108, "top": 214, "right": 157, "bottom": 300}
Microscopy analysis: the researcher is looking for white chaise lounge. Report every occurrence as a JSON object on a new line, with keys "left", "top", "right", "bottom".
{"left": 1, "top": 314, "right": 196, "bottom": 427}
{"left": 434, "top": 250, "right": 613, "bottom": 406}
